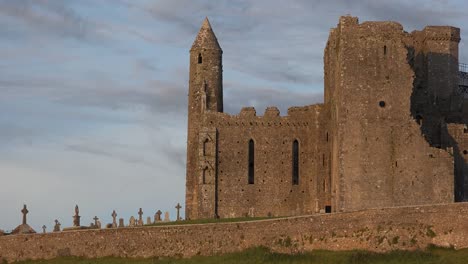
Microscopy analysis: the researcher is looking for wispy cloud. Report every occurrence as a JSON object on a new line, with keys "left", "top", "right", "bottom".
{"left": 1, "top": 0, "right": 467, "bottom": 231}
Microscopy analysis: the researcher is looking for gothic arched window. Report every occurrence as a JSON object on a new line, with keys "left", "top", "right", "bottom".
{"left": 248, "top": 139, "right": 255, "bottom": 184}
{"left": 292, "top": 140, "right": 299, "bottom": 185}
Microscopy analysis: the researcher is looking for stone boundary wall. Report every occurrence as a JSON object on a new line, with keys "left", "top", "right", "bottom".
{"left": 1, "top": 203, "right": 468, "bottom": 262}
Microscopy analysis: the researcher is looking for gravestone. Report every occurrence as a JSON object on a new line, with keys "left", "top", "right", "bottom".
{"left": 129, "top": 216, "right": 136, "bottom": 227}
{"left": 164, "top": 211, "right": 170, "bottom": 222}
{"left": 42, "top": 225, "right": 46, "bottom": 233}
{"left": 21, "top": 204, "right": 28, "bottom": 225}
{"left": 73, "top": 205, "right": 81, "bottom": 227}
{"left": 146, "top": 216, "right": 151, "bottom": 225}
{"left": 175, "top": 203, "right": 182, "bottom": 221}
{"left": 154, "top": 210, "right": 162, "bottom": 222}
{"left": 11, "top": 204, "right": 36, "bottom": 234}
{"left": 118, "top": 218, "right": 124, "bottom": 228}
{"left": 93, "top": 216, "right": 99, "bottom": 228}
{"left": 111, "top": 210, "right": 118, "bottom": 228}
{"left": 53, "top": 220, "right": 61, "bottom": 232}
{"left": 138, "top": 208, "right": 144, "bottom": 226}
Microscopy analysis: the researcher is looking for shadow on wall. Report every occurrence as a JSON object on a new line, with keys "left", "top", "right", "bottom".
{"left": 408, "top": 49, "right": 468, "bottom": 202}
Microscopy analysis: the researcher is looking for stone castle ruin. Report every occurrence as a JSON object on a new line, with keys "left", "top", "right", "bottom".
{"left": 186, "top": 16, "right": 468, "bottom": 220}
{"left": 2, "top": 16, "right": 468, "bottom": 263}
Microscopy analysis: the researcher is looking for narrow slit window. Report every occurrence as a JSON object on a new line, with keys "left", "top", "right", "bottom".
{"left": 198, "top": 53, "right": 202, "bottom": 64}
{"left": 292, "top": 140, "right": 299, "bottom": 185}
{"left": 248, "top": 139, "right": 255, "bottom": 184}
{"left": 203, "top": 138, "right": 209, "bottom": 156}
{"left": 202, "top": 168, "right": 207, "bottom": 184}
{"left": 384, "top": 45, "right": 387, "bottom": 55}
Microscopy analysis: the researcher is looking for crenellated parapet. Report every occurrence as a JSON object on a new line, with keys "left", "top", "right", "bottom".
{"left": 202, "top": 104, "right": 323, "bottom": 128}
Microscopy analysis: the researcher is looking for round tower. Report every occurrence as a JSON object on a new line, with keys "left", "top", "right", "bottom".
{"left": 186, "top": 17, "right": 223, "bottom": 220}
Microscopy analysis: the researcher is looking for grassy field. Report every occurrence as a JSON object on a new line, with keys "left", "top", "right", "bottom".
{"left": 144, "top": 217, "right": 275, "bottom": 227}
{"left": 14, "top": 246, "right": 468, "bottom": 264}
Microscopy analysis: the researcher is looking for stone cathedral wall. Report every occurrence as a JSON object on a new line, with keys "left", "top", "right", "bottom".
{"left": 197, "top": 104, "right": 333, "bottom": 218}
{"left": 324, "top": 17, "right": 457, "bottom": 212}
{"left": 2, "top": 203, "right": 468, "bottom": 263}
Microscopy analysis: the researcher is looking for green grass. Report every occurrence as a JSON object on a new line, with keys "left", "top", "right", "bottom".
{"left": 13, "top": 246, "right": 468, "bottom": 264}
{"left": 144, "top": 217, "right": 275, "bottom": 227}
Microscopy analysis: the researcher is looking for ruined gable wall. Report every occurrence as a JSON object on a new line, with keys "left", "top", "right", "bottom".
{"left": 325, "top": 17, "right": 454, "bottom": 212}
{"left": 197, "top": 104, "right": 329, "bottom": 218}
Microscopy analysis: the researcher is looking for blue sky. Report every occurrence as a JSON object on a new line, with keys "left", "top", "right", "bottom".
{"left": 0, "top": 0, "right": 467, "bottom": 232}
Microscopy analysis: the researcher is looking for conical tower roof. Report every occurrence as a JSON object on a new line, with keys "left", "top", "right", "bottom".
{"left": 191, "top": 17, "right": 222, "bottom": 51}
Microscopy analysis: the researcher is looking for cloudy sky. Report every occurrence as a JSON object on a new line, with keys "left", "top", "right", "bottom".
{"left": 0, "top": 0, "right": 467, "bottom": 232}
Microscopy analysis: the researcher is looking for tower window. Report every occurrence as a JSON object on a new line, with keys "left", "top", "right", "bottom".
{"left": 248, "top": 139, "right": 255, "bottom": 184}
{"left": 292, "top": 140, "right": 299, "bottom": 185}
{"left": 203, "top": 138, "right": 209, "bottom": 156}
{"left": 198, "top": 53, "right": 202, "bottom": 64}
{"left": 384, "top": 45, "right": 387, "bottom": 55}
{"left": 379, "top": 101, "right": 386, "bottom": 108}
{"left": 202, "top": 168, "right": 207, "bottom": 184}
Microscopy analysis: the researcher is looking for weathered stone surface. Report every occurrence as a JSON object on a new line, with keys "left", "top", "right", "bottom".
{"left": 154, "top": 210, "right": 162, "bottom": 222}
{"left": 73, "top": 205, "right": 80, "bottom": 227}
{"left": 129, "top": 216, "right": 136, "bottom": 227}
{"left": 163, "top": 212, "right": 170, "bottom": 222}
{"left": 53, "top": 220, "right": 61, "bottom": 232}
{"left": 1, "top": 203, "right": 468, "bottom": 262}
{"left": 185, "top": 16, "right": 466, "bottom": 220}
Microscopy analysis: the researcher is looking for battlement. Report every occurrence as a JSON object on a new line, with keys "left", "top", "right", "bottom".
{"left": 421, "top": 26, "right": 461, "bottom": 42}
{"left": 187, "top": 16, "right": 465, "bottom": 220}
{"left": 204, "top": 104, "right": 323, "bottom": 127}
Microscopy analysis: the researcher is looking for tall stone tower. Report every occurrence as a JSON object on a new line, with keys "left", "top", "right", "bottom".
{"left": 186, "top": 18, "right": 223, "bottom": 220}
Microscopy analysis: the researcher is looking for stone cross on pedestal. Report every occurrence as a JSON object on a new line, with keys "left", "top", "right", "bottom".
{"left": 154, "top": 210, "right": 162, "bottom": 222}
{"left": 73, "top": 205, "right": 81, "bottom": 227}
{"left": 138, "top": 208, "right": 144, "bottom": 226}
{"left": 175, "top": 203, "right": 182, "bottom": 221}
{"left": 93, "top": 216, "right": 99, "bottom": 227}
{"left": 42, "top": 225, "right": 46, "bottom": 233}
{"left": 112, "top": 210, "right": 117, "bottom": 228}
{"left": 53, "top": 219, "right": 61, "bottom": 232}
{"left": 21, "top": 204, "right": 29, "bottom": 225}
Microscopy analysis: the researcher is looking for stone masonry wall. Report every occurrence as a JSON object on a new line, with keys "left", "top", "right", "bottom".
{"left": 324, "top": 17, "right": 455, "bottom": 212}
{"left": 199, "top": 104, "right": 331, "bottom": 218}
{"left": 2, "top": 203, "right": 468, "bottom": 263}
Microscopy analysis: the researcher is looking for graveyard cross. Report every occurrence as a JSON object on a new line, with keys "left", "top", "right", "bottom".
{"left": 93, "top": 216, "right": 99, "bottom": 226}
{"left": 175, "top": 203, "right": 182, "bottom": 221}
{"left": 42, "top": 225, "right": 46, "bottom": 233}
{"left": 112, "top": 210, "right": 118, "bottom": 227}
{"left": 155, "top": 210, "right": 162, "bottom": 221}
{"left": 21, "top": 204, "right": 29, "bottom": 225}
{"left": 138, "top": 208, "right": 143, "bottom": 222}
